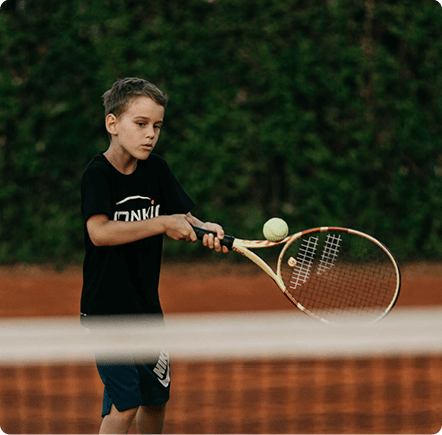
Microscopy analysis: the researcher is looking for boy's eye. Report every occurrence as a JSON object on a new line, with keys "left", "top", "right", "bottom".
{"left": 137, "top": 122, "right": 145, "bottom": 127}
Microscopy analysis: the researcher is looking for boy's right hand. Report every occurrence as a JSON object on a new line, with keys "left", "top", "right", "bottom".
{"left": 164, "top": 215, "right": 198, "bottom": 242}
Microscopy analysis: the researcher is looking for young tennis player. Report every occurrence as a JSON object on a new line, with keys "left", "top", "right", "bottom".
{"left": 80, "top": 77, "right": 228, "bottom": 434}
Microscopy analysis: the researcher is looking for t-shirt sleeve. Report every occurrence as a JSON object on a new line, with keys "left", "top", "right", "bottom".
{"left": 160, "top": 161, "right": 195, "bottom": 215}
{"left": 81, "top": 165, "right": 113, "bottom": 222}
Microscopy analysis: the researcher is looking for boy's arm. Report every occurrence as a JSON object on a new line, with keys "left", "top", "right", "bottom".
{"left": 87, "top": 214, "right": 198, "bottom": 247}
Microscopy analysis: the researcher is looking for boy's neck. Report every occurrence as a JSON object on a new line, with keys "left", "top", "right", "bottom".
{"left": 104, "top": 146, "right": 138, "bottom": 175}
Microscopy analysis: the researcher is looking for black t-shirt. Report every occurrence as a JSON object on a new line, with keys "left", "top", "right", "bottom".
{"left": 80, "top": 153, "right": 194, "bottom": 317}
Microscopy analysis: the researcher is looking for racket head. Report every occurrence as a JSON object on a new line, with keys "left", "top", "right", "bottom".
{"left": 277, "top": 227, "right": 401, "bottom": 324}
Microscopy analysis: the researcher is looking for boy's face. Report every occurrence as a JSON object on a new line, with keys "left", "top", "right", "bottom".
{"left": 107, "top": 96, "right": 164, "bottom": 160}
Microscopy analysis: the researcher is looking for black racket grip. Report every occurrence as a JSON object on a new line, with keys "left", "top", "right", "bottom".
{"left": 191, "top": 226, "right": 235, "bottom": 250}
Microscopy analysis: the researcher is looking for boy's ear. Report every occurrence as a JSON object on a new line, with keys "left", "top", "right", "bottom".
{"left": 105, "top": 113, "right": 118, "bottom": 136}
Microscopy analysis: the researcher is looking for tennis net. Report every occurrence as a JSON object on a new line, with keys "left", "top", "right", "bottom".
{"left": 0, "top": 308, "right": 441, "bottom": 434}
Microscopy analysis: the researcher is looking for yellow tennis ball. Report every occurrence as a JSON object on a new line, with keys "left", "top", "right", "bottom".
{"left": 263, "top": 218, "right": 289, "bottom": 242}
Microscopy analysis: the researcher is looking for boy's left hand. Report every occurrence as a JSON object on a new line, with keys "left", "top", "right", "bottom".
{"left": 200, "top": 222, "right": 229, "bottom": 254}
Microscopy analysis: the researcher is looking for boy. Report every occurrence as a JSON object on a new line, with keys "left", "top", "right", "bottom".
{"left": 80, "top": 77, "right": 228, "bottom": 434}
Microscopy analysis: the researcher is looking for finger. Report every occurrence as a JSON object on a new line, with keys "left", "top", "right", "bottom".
{"left": 209, "top": 234, "right": 216, "bottom": 249}
{"left": 202, "top": 233, "right": 214, "bottom": 248}
{"left": 189, "top": 227, "right": 198, "bottom": 243}
{"left": 207, "top": 224, "right": 224, "bottom": 240}
{"left": 213, "top": 237, "right": 222, "bottom": 252}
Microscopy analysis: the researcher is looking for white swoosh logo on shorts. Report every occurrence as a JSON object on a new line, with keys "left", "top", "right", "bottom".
{"left": 153, "top": 349, "right": 170, "bottom": 388}
{"left": 159, "top": 363, "right": 170, "bottom": 388}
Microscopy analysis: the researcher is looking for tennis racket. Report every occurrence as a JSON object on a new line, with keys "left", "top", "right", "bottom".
{"left": 192, "top": 226, "right": 400, "bottom": 324}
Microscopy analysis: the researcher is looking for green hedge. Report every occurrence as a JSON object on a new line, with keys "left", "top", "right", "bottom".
{"left": 1, "top": 0, "right": 441, "bottom": 264}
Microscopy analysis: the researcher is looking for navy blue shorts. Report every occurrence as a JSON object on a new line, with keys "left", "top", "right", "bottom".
{"left": 96, "top": 349, "right": 170, "bottom": 417}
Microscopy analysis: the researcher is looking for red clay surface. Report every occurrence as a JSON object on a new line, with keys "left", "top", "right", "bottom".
{"left": 0, "top": 261, "right": 441, "bottom": 434}
{"left": 0, "top": 261, "right": 441, "bottom": 317}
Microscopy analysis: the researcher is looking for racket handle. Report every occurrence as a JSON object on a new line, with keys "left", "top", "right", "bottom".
{"left": 191, "top": 226, "right": 235, "bottom": 250}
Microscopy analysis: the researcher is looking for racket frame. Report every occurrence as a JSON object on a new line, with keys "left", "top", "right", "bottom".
{"left": 192, "top": 226, "right": 401, "bottom": 323}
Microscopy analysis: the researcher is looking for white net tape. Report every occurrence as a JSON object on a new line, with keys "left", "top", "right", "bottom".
{"left": 1, "top": 307, "right": 441, "bottom": 365}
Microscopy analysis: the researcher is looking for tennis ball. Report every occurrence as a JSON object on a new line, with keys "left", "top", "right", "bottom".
{"left": 263, "top": 218, "right": 289, "bottom": 242}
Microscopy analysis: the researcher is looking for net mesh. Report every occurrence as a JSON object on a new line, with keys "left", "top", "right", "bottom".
{"left": 0, "top": 309, "right": 441, "bottom": 434}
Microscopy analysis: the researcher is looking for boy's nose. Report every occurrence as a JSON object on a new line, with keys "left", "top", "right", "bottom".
{"left": 146, "top": 127, "right": 155, "bottom": 138}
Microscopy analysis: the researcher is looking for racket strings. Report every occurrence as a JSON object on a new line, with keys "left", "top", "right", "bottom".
{"left": 317, "top": 233, "right": 341, "bottom": 275}
{"left": 290, "top": 236, "right": 318, "bottom": 289}
{"left": 281, "top": 232, "right": 398, "bottom": 322}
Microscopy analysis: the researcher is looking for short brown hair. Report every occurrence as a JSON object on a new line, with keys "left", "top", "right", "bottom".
{"left": 102, "top": 77, "right": 168, "bottom": 117}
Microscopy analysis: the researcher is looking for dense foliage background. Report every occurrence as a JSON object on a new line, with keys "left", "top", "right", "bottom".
{"left": 1, "top": 0, "right": 441, "bottom": 265}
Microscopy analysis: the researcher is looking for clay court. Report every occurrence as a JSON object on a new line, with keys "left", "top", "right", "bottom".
{"left": 0, "top": 262, "right": 441, "bottom": 434}
{"left": 1, "top": 261, "right": 441, "bottom": 317}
